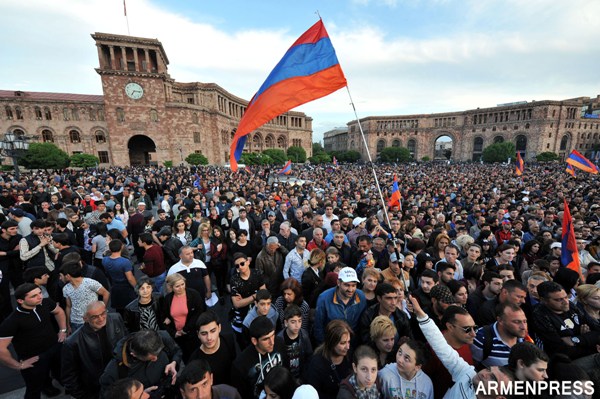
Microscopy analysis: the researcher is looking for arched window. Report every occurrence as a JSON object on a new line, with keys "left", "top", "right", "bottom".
{"left": 150, "top": 109, "right": 158, "bottom": 122}
{"left": 376, "top": 139, "right": 386, "bottom": 154}
{"left": 277, "top": 136, "right": 286, "bottom": 149}
{"left": 44, "top": 107, "right": 52, "bottom": 120}
{"left": 89, "top": 108, "right": 96, "bottom": 121}
{"left": 42, "top": 129, "right": 54, "bottom": 143}
{"left": 72, "top": 108, "right": 79, "bottom": 121}
{"left": 13, "top": 129, "right": 25, "bottom": 139}
{"left": 15, "top": 106, "right": 23, "bottom": 120}
{"left": 5, "top": 106, "right": 13, "bottom": 120}
{"left": 493, "top": 135, "right": 504, "bottom": 143}
{"left": 95, "top": 130, "right": 106, "bottom": 144}
{"left": 63, "top": 108, "right": 70, "bottom": 121}
{"left": 392, "top": 139, "right": 401, "bottom": 147}
{"left": 516, "top": 135, "right": 527, "bottom": 154}
{"left": 252, "top": 133, "right": 263, "bottom": 152}
{"left": 221, "top": 130, "right": 229, "bottom": 146}
{"left": 560, "top": 135, "right": 570, "bottom": 151}
{"left": 69, "top": 130, "right": 81, "bottom": 143}
{"left": 191, "top": 113, "right": 198, "bottom": 124}
{"left": 407, "top": 139, "right": 416, "bottom": 158}
{"left": 116, "top": 108, "right": 125, "bottom": 122}
{"left": 473, "top": 137, "right": 484, "bottom": 153}
{"left": 265, "top": 135, "right": 274, "bottom": 149}
{"left": 35, "top": 106, "right": 42, "bottom": 120}
{"left": 97, "top": 109, "right": 105, "bottom": 121}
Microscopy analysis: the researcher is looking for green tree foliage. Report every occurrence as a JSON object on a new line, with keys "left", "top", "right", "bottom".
{"left": 262, "top": 149, "right": 287, "bottom": 164}
{"left": 19, "top": 143, "right": 70, "bottom": 170}
{"left": 163, "top": 160, "right": 173, "bottom": 168}
{"left": 287, "top": 146, "right": 307, "bottom": 163}
{"left": 329, "top": 150, "right": 361, "bottom": 162}
{"left": 421, "top": 156, "right": 431, "bottom": 161}
{"left": 379, "top": 147, "right": 411, "bottom": 163}
{"left": 536, "top": 152, "right": 560, "bottom": 162}
{"left": 309, "top": 152, "right": 332, "bottom": 164}
{"left": 481, "top": 142, "right": 516, "bottom": 163}
{"left": 69, "top": 153, "right": 99, "bottom": 168}
{"left": 240, "top": 152, "right": 274, "bottom": 165}
{"left": 185, "top": 153, "right": 209, "bottom": 165}
{"left": 312, "top": 142, "right": 325, "bottom": 154}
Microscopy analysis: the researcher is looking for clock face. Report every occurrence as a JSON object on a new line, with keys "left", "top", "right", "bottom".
{"left": 125, "top": 82, "right": 144, "bottom": 100}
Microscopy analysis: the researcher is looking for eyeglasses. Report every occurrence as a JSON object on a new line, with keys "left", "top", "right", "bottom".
{"left": 453, "top": 324, "right": 478, "bottom": 333}
{"left": 234, "top": 261, "right": 246, "bottom": 268}
{"left": 88, "top": 310, "right": 108, "bottom": 321}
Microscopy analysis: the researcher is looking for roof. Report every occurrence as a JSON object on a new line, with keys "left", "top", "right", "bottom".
{"left": 0, "top": 90, "right": 104, "bottom": 103}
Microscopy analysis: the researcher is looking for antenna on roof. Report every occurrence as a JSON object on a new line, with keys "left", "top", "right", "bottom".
{"left": 123, "top": 0, "right": 131, "bottom": 35}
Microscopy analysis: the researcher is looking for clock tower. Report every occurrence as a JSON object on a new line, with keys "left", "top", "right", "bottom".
{"left": 92, "top": 32, "right": 172, "bottom": 165}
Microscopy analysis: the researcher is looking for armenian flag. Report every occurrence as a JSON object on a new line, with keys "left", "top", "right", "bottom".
{"left": 566, "top": 164, "right": 576, "bottom": 177}
{"left": 278, "top": 160, "right": 292, "bottom": 175}
{"left": 388, "top": 174, "right": 401, "bottom": 209}
{"left": 229, "top": 20, "right": 347, "bottom": 171}
{"left": 515, "top": 152, "right": 524, "bottom": 176}
{"left": 566, "top": 150, "right": 598, "bottom": 174}
{"left": 561, "top": 199, "right": 581, "bottom": 276}
{"left": 333, "top": 156, "right": 338, "bottom": 167}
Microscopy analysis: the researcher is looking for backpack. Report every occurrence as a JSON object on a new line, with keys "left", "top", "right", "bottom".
{"left": 475, "top": 325, "right": 494, "bottom": 371}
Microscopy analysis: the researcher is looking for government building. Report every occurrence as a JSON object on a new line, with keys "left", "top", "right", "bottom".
{"left": 325, "top": 96, "right": 600, "bottom": 162}
{"left": 0, "top": 33, "right": 313, "bottom": 166}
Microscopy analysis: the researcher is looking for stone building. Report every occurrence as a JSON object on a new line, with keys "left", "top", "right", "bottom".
{"left": 0, "top": 32, "right": 313, "bottom": 166}
{"left": 325, "top": 96, "right": 600, "bottom": 162}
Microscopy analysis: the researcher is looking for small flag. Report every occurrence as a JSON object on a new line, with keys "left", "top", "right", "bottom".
{"left": 561, "top": 199, "right": 581, "bottom": 276}
{"left": 193, "top": 174, "right": 201, "bottom": 188}
{"left": 244, "top": 165, "right": 252, "bottom": 174}
{"left": 229, "top": 20, "right": 347, "bottom": 171}
{"left": 333, "top": 156, "right": 338, "bottom": 167}
{"left": 515, "top": 152, "right": 524, "bottom": 176}
{"left": 566, "top": 150, "right": 598, "bottom": 174}
{"left": 123, "top": 0, "right": 127, "bottom": 16}
{"left": 278, "top": 160, "right": 292, "bottom": 175}
{"left": 566, "top": 164, "right": 576, "bottom": 177}
{"left": 388, "top": 174, "right": 401, "bottom": 209}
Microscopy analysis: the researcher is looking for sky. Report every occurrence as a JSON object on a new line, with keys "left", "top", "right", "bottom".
{"left": 1, "top": 0, "right": 600, "bottom": 143}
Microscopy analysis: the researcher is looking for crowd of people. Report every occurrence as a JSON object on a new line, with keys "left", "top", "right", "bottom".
{"left": 0, "top": 161, "right": 599, "bottom": 399}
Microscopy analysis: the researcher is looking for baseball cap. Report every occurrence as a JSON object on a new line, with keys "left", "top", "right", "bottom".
{"left": 9, "top": 208, "right": 24, "bottom": 217}
{"left": 550, "top": 242, "right": 561, "bottom": 249}
{"left": 268, "top": 211, "right": 276, "bottom": 217}
{"left": 389, "top": 253, "right": 404, "bottom": 263}
{"left": 338, "top": 267, "right": 360, "bottom": 283}
{"left": 430, "top": 285, "right": 456, "bottom": 304}
{"left": 158, "top": 227, "right": 172, "bottom": 237}
{"left": 353, "top": 217, "right": 367, "bottom": 227}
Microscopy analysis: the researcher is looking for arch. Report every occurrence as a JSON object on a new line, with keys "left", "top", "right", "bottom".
{"left": 434, "top": 135, "right": 453, "bottom": 160}
{"left": 277, "top": 135, "right": 286, "bottom": 149}
{"left": 95, "top": 130, "right": 107, "bottom": 144}
{"left": 12, "top": 128, "right": 25, "bottom": 139}
{"left": 252, "top": 133, "right": 263, "bottom": 152}
{"left": 128, "top": 135, "right": 156, "bottom": 165}
{"left": 472, "top": 136, "right": 484, "bottom": 161}
{"left": 407, "top": 139, "right": 417, "bottom": 159}
{"left": 34, "top": 106, "right": 42, "bottom": 120}
{"left": 69, "top": 129, "right": 81, "bottom": 143}
{"left": 191, "top": 112, "right": 198, "bottom": 124}
{"left": 515, "top": 134, "right": 527, "bottom": 156}
{"left": 42, "top": 129, "right": 54, "bottom": 143}
{"left": 376, "top": 139, "right": 386, "bottom": 155}
{"left": 15, "top": 106, "right": 23, "bottom": 120}
{"left": 265, "top": 134, "right": 275, "bottom": 149}
{"left": 560, "top": 134, "right": 571, "bottom": 151}
{"left": 493, "top": 135, "right": 504, "bottom": 143}
{"left": 4, "top": 106, "right": 13, "bottom": 120}
{"left": 44, "top": 106, "right": 52, "bottom": 120}
{"left": 392, "top": 139, "right": 401, "bottom": 147}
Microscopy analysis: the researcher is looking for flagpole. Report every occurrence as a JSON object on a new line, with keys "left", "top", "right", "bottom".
{"left": 345, "top": 86, "right": 393, "bottom": 229}
{"left": 124, "top": 0, "right": 131, "bottom": 35}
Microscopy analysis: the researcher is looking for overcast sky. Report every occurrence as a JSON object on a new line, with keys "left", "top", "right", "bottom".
{"left": 2, "top": 0, "right": 599, "bottom": 143}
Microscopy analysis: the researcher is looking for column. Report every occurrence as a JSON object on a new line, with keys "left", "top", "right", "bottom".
{"left": 109, "top": 46, "right": 116, "bottom": 70}
{"left": 144, "top": 49, "right": 150, "bottom": 72}
{"left": 120, "top": 47, "right": 127, "bottom": 70}
{"left": 133, "top": 47, "right": 139, "bottom": 72}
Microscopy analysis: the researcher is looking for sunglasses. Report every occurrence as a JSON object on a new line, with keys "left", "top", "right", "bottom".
{"left": 234, "top": 261, "right": 246, "bottom": 268}
{"left": 453, "top": 324, "right": 478, "bottom": 333}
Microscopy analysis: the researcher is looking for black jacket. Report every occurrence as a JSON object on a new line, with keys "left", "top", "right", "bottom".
{"left": 358, "top": 303, "right": 413, "bottom": 344}
{"left": 123, "top": 293, "right": 163, "bottom": 332}
{"left": 161, "top": 288, "right": 205, "bottom": 337}
{"left": 161, "top": 236, "right": 183, "bottom": 268}
{"left": 62, "top": 313, "right": 127, "bottom": 399}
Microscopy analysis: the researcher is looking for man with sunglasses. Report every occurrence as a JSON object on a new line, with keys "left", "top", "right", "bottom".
{"left": 62, "top": 301, "right": 126, "bottom": 399}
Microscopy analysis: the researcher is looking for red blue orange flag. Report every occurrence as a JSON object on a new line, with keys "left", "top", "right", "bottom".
{"left": 515, "top": 152, "right": 524, "bottom": 176}
{"left": 566, "top": 164, "right": 576, "bottom": 177}
{"left": 333, "top": 156, "right": 338, "bottom": 167}
{"left": 566, "top": 150, "right": 598, "bottom": 174}
{"left": 561, "top": 199, "right": 581, "bottom": 276}
{"left": 278, "top": 160, "right": 292, "bottom": 175}
{"left": 229, "top": 20, "right": 347, "bottom": 171}
{"left": 244, "top": 165, "right": 252, "bottom": 174}
{"left": 388, "top": 174, "right": 401, "bottom": 209}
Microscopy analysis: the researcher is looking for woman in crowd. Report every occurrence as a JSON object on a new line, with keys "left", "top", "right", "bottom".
{"left": 368, "top": 315, "right": 397, "bottom": 369}
{"left": 210, "top": 226, "right": 229, "bottom": 296}
{"left": 173, "top": 219, "right": 192, "bottom": 246}
{"left": 161, "top": 273, "right": 205, "bottom": 363}
{"left": 361, "top": 268, "right": 380, "bottom": 308}
{"left": 261, "top": 366, "right": 319, "bottom": 399}
{"left": 191, "top": 222, "right": 213, "bottom": 269}
{"left": 302, "top": 248, "right": 325, "bottom": 306}
{"left": 575, "top": 284, "right": 600, "bottom": 331}
{"left": 91, "top": 222, "right": 108, "bottom": 270}
{"left": 338, "top": 345, "right": 381, "bottom": 399}
{"left": 426, "top": 233, "right": 450, "bottom": 263}
{"left": 221, "top": 208, "right": 235, "bottom": 232}
{"left": 307, "top": 320, "right": 354, "bottom": 399}
{"left": 274, "top": 277, "right": 311, "bottom": 331}
{"left": 487, "top": 243, "right": 516, "bottom": 270}
{"left": 447, "top": 279, "right": 468, "bottom": 307}
{"left": 461, "top": 243, "right": 482, "bottom": 271}
{"left": 522, "top": 240, "right": 543, "bottom": 272}
{"left": 230, "top": 229, "right": 255, "bottom": 268}
{"left": 113, "top": 202, "right": 129, "bottom": 225}
{"left": 123, "top": 277, "right": 162, "bottom": 332}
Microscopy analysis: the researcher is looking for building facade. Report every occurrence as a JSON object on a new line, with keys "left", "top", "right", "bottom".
{"left": 0, "top": 33, "right": 313, "bottom": 166}
{"left": 325, "top": 96, "right": 600, "bottom": 162}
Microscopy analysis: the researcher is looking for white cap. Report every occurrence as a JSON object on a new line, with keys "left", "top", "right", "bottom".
{"left": 353, "top": 217, "right": 366, "bottom": 227}
{"left": 338, "top": 267, "right": 360, "bottom": 283}
{"left": 550, "top": 242, "right": 561, "bottom": 249}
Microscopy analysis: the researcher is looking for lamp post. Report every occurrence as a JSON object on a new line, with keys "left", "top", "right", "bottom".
{"left": 0, "top": 131, "right": 31, "bottom": 181}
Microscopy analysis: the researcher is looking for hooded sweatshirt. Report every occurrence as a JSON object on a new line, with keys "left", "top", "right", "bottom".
{"left": 378, "top": 362, "right": 434, "bottom": 399}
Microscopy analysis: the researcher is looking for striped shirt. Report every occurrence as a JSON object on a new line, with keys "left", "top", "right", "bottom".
{"left": 471, "top": 322, "right": 523, "bottom": 367}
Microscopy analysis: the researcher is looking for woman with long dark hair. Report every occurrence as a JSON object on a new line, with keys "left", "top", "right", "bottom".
{"left": 274, "top": 278, "right": 311, "bottom": 331}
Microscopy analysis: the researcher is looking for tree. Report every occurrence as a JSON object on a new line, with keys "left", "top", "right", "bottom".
{"left": 312, "top": 142, "right": 325, "bottom": 154}
{"left": 379, "top": 147, "right": 411, "bottom": 163}
{"left": 262, "top": 149, "right": 287, "bottom": 164}
{"left": 421, "top": 156, "right": 431, "bottom": 161}
{"left": 536, "top": 152, "right": 560, "bottom": 162}
{"left": 19, "top": 143, "right": 70, "bottom": 170}
{"left": 163, "top": 160, "right": 173, "bottom": 168}
{"left": 481, "top": 142, "right": 516, "bottom": 163}
{"left": 185, "top": 153, "right": 209, "bottom": 165}
{"left": 240, "top": 152, "right": 274, "bottom": 165}
{"left": 309, "top": 152, "right": 332, "bottom": 164}
{"left": 287, "top": 146, "right": 307, "bottom": 163}
{"left": 70, "top": 153, "right": 99, "bottom": 168}
{"left": 331, "top": 150, "right": 361, "bottom": 163}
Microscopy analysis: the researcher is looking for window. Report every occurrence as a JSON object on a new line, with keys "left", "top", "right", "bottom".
{"left": 97, "top": 109, "right": 105, "bottom": 121}
{"left": 150, "top": 109, "right": 158, "bottom": 122}
{"left": 63, "top": 108, "right": 70, "bottom": 121}
{"left": 494, "top": 136, "right": 504, "bottom": 143}
{"left": 193, "top": 132, "right": 201, "bottom": 143}
{"left": 98, "top": 151, "right": 109, "bottom": 163}
{"left": 42, "top": 129, "right": 54, "bottom": 143}
{"left": 72, "top": 108, "right": 79, "bottom": 121}
{"left": 95, "top": 130, "right": 106, "bottom": 143}
{"left": 221, "top": 130, "right": 229, "bottom": 145}
{"left": 69, "top": 130, "right": 81, "bottom": 143}
{"left": 516, "top": 135, "right": 527, "bottom": 155}
{"left": 5, "top": 106, "right": 13, "bottom": 120}
{"left": 265, "top": 135, "right": 274, "bottom": 148}
{"left": 35, "top": 107, "right": 42, "bottom": 120}
{"left": 116, "top": 108, "right": 125, "bottom": 122}
{"left": 376, "top": 139, "right": 386, "bottom": 154}
{"left": 187, "top": 97, "right": 195, "bottom": 104}
{"left": 560, "top": 135, "right": 570, "bottom": 151}
{"left": 89, "top": 108, "right": 96, "bottom": 121}
{"left": 44, "top": 107, "right": 52, "bottom": 120}
{"left": 15, "top": 106, "right": 23, "bottom": 120}
{"left": 13, "top": 129, "right": 25, "bottom": 139}
{"left": 191, "top": 113, "right": 198, "bottom": 124}
{"left": 407, "top": 139, "right": 416, "bottom": 158}
{"left": 473, "top": 137, "right": 484, "bottom": 153}
{"left": 392, "top": 139, "right": 400, "bottom": 147}
{"left": 278, "top": 136, "right": 286, "bottom": 149}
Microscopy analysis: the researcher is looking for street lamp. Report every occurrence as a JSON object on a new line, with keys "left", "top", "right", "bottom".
{"left": 0, "top": 131, "right": 31, "bottom": 180}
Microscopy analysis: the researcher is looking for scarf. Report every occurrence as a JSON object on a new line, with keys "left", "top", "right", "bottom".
{"left": 349, "top": 374, "right": 380, "bottom": 399}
